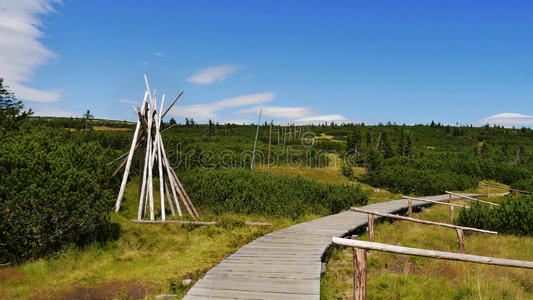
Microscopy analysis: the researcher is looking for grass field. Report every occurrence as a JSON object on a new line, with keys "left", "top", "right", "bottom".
{"left": 0, "top": 179, "right": 299, "bottom": 299}
{"left": 321, "top": 193, "right": 533, "bottom": 299}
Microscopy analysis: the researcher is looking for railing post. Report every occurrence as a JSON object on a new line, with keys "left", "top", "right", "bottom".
{"left": 351, "top": 235, "right": 367, "bottom": 300}
{"left": 408, "top": 198, "right": 412, "bottom": 217}
{"left": 367, "top": 213, "right": 375, "bottom": 242}
{"left": 448, "top": 193, "right": 452, "bottom": 202}
{"left": 456, "top": 228, "right": 466, "bottom": 253}
{"left": 513, "top": 190, "right": 518, "bottom": 197}
{"left": 486, "top": 185, "right": 490, "bottom": 198}
{"left": 449, "top": 206, "right": 454, "bottom": 223}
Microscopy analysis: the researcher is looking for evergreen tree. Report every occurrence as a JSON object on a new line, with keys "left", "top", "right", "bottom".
{"left": 83, "top": 110, "right": 93, "bottom": 130}
{"left": 405, "top": 134, "right": 412, "bottom": 156}
{"left": 185, "top": 118, "right": 190, "bottom": 126}
{"left": 0, "top": 78, "right": 32, "bottom": 130}
{"left": 169, "top": 118, "right": 177, "bottom": 126}
{"left": 398, "top": 130, "right": 405, "bottom": 155}
{"left": 379, "top": 132, "right": 394, "bottom": 158}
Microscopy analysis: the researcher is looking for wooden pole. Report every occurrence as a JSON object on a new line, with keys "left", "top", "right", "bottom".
{"left": 161, "top": 90, "right": 183, "bottom": 119}
{"left": 456, "top": 228, "right": 466, "bottom": 253}
{"left": 267, "top": 121, "right": 272, "bottom": 169}
{"left": 156, "top": 95, "right": 166, "bottom": 221}
{"left": 277, "top": 127, "right": 280, "bottom": 146}
{"left": 408, "top": 198, "right": 412, "bottom": 217}
{"left": 450, "top": 206, "right": 454, "bottom": 223}
{"left": 351, "top": 236, "right": 367, "bottom": 300}
{"left": 283, "top": 126, "right": 286, "bottom": 147}
{"left": 251, "top": 108, "right": 262, "bottom": 170}
{"left": 147, "top": 93, "right": 155, "bottom": 220}
{"left": 115, "top": 91, "right": 147, "bottom": 212}
{"left": 486, "top": 185, "right": 490, "bottom": 198}
{"left": 332, "top": 237, "right": 533, "bottom": 269}
{"left": 165, "top": 181, "right": 176, "bottom": 216}
{"left": 449, "top": 193, "right": 453, "bottom": 202}
{"left": 158, "top": 134, "right": 183, "bottom": 217}
{"left": 367, "top": 214, "right": 375, "bottom": 242}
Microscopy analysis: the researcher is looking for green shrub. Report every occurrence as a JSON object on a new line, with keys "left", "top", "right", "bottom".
{"left": 0, "top": 127, "right": 119, "bottom": 264}
{"left": 180, "top": 168, "right": 368, "bottom": 219}
{"left": 456, "top": 195, "right": 533, "bottom": 236}
{"left": 510, "top": 178, "right": 533, "bottom": 193}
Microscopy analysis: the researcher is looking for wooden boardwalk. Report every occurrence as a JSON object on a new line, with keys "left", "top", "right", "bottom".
{"left": 184, "top": 194, "right": 479, "bottom": 299}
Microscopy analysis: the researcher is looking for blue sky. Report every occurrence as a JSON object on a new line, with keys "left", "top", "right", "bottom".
{"left": 2, "top": 0, "right": 533, "bottom": 126}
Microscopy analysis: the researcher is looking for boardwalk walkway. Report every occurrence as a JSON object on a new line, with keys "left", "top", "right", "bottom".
{"left": 184, "top": 193, "right": 479, "bottom": 299}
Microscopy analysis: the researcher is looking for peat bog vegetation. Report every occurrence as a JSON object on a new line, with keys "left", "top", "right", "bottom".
{"left": 2, "top": 80, "right": 533, "bottom": 298}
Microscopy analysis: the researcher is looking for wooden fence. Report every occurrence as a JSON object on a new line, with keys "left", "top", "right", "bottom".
{"left": 332, "top": 237, "right": 533, "bottom": 300}
{"left": 402, "top": 195, "right": 469, "bottom": 222}
{"left": 444, "top": 191, "right": 499, "bottom": 207}
{"left": 480, "top": 183, "right": 531, "bottom": 197}
{"left": 350, "top": 207, "right": 496, "bottom": 253}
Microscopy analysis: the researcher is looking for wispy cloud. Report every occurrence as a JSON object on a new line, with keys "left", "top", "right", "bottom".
{"left": 152, "top": 52, "right": 164, "bottom": 57}
{"left": 237, "top": 105, "right": 347, "bottom": 124}
{"left": 477, "top": 112, "right": 533, "bottom": 128}
{"left": 187, "top": 64, "right": 240, "bottom": 85}
{"left": 296, "top": 114, "right": 347, "bottom": 124}
{"left": 118, "top": 98, "right": 139, "bottom": 105}
{"left": 169, "top": 92, "right": 275, "bottom": 121}
{"left": 0, "top": 0, "right": 62, "bottom": 102}
{"left": 31, "top": 103, "right": 75, "bottom": 117}
{"left": 238, "top": 106, "right": 314, "bottom": 120}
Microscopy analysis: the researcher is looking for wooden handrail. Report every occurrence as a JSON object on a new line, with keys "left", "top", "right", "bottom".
{"left": 350, "top": 207, "right": 496, "bottom": 234}
{"left": 480, "top": 183, "right": 531, "bottom": 194}
{"left": 403, "top": 196, "right": 469, "bottom": 208}
{"left": 332, "top": 237, "right": 533, "bottom": 269}
{"left": 445, "top": 191, "right": 500, "bottom": 206}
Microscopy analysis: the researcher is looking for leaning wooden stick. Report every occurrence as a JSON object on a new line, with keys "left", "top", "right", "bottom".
{"left": 165, "top": 181, "right": 176, "bottom": 216}
{"left": 161, "top": 90, "right": 183, "bottom": 119}
{"left": 156, "top": 94, "right": 166, "bottom": 221}
{"left": 115, "top": 92, "right": 147, "bottom": 212}
{"left": 158, "top": 134, "right": 183, "bottom": 216}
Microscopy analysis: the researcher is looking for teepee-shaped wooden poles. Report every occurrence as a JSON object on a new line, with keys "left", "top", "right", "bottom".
{"left": 114, "top": 75, "right": 199, "bottom": 221}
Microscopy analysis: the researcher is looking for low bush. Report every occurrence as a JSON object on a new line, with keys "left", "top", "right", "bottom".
{"left": 456, "top": 195, "right": 533, "bottom": 236}
{"left": 0, "top": 126, "right": 119, "bottom": 264}
{"left": 180, "top": 168, "right": 368, "bottom": 219}
{"left": 510, "top": 178, "right": 533, "bottom": 193}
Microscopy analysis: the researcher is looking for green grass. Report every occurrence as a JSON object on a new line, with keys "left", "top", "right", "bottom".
{"left": 321, "top": 194, "right": 533, "bottom": 299}
{"left": 0, "top": 179, "right": 299, "bottom": 299}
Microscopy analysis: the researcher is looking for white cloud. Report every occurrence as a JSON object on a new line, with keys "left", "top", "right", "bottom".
{"left": 31, "top": 103, "right": 75, "bottom": 117}
{"left": 0, "top": 0, "right": 61, "bottom": 102}
{"left": 152, "top": 52, "right": 163, "bottom": 57}
{"left": 237, "top": 106, "right": 314, "bottom": 120}
{"left": 477, "top": 113, "right": 533, "bottom": 128}
{"left": 169, "top": 92, "right": 275, "bottom": 121}
{"left": 296, "top": 114, "right": 347, "bottom": 123}
{"left": 187, "top": 65, "right": 240, "bottom": 85}
{"left": 118, "top": 98, "right": 139, "bottom": 105}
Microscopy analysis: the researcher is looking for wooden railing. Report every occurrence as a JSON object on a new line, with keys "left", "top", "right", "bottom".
{"left": 402, "top": 196, "right": 469, "bottom": 222}
{"left": 445, "top": 191, "right": 500, "bottom": 207}
{"left": 480, "top": 183, "right": 531, "bottom": 197}
{"left": 332, "top": 237, "right": 533, "bottom": 300}
{"left": 350, "top": 207, "right": 496, "bottom": 253}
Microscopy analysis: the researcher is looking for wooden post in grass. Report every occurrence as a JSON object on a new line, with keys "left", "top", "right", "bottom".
{"left": 456, "top": 228, "right": 466, "bottom": 253}
{"left": 513, "top": 190, "right": 519, "bottom": 197}
{"left": 367, "top": 214, "right": 375, "bottom": 242}
{"left": 251, "top": 108, "right": 262, "bottom": 170}
{"left": 449, "top": 193, "right": 453, "bottom": 202}
{"left": 486, "top": 185, "right": 490, "bottom": 198}
{"left": 277, "top": 127, "right": 280, "bottom": 145}
{"left": 450, "top": 206, "right": 454, "bottom": 223}
{"left": 408, "top": 198, "right": 413, "bottom": 217}
{"left": 351, "top": 235, "right": 367, "bottom": 300}
{"left": 267, "top": 121, "right": 272, "bottom": 169}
